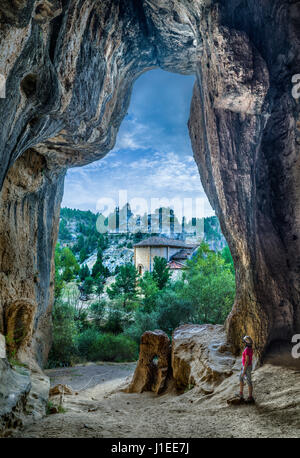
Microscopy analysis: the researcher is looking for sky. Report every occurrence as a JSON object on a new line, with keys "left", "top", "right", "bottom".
{"left": 62, "top": 69, "right": 214, "bottom": 220}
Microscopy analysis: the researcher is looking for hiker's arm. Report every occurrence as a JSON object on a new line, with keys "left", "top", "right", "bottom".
{"left": 242, "top": 355, "right": 249, "bottom": 376}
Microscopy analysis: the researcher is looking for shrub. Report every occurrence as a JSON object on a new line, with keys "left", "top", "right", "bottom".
{"left": 124, "top": 309, "right": 159, "bottom": 344}
{"left": 77, "top": 331, "right": 138, "bottom": 362}
{"left": 155, "top": 288, "right": 194, "bottom": 336}
{"left": 47, "top": 300, "right": 78, "bottom": 368}
{"left": 103, "top": 308, "right": 124, "bottom": 334}
{"left": 89, "top": 300, "right": 106, "bottom": 329}
{"left": 76, "top": 328, "right": 99, "bottom": 358}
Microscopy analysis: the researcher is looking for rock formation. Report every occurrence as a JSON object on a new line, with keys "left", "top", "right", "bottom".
{"left": 0, "top": 0, "right": 299, "bottom": 431}
{"left": 127, "top": 330, "right": 172, "bottom": 395}
{"left": 188, "top": 1, "right": 300, "bottom": 357}
{"left": 172, "top": 324, "right": 236, "bottom": 393}
{"left": 128, "top": 326, "right": 237, "bottom": 395}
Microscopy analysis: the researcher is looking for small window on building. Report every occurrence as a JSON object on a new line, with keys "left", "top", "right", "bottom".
{"left": 138, "top": 265, "right": 143, "bottom": 275}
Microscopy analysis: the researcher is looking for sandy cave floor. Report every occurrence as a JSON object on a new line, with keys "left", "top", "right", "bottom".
{"left": 12, "top": 355, "right": 300, "bottom": 438}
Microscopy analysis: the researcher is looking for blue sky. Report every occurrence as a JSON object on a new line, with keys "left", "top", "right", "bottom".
{"left": 62, "top": 69, "right": 214, "bottom": 219}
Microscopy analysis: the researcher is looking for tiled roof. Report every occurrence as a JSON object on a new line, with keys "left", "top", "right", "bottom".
{"left": 168, "top": 260, "right": 185, "bottom": 269}
{"left": 170, "top": 248, "right": 193, "bottom": 260}
{"left": 134, "top": 236, "right": 193, "bottom": 248}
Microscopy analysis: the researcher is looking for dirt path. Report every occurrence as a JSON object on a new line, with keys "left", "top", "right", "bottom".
{"left": 45, "top": 361, "right": 137, "bottom": 392}
{"left": 12, "top": 354, "right": 300, "bottom": 438}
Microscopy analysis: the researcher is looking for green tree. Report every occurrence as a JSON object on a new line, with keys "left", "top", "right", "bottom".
{"left": 152, "top": 256, "right": 171, "bottom": 290}
{"left": 97, "top": 234, "right": 108, "bottom": 251}
{"left": 82, "top": 276, "right": 94, "bottom": 296}
{"left": 89, "top": 300, "right": 106, "bottom": 329}
{"left": 155, "top": 288, "right": 194, "bottom": 336}
{"left": 60, "top": 246, "right": 80, "bottom": 281}
{"left": 48, "top": 300, "right": 78, "bottom": 367}
{"left": 221, "top": 245, "right": 235, "bottom": 273}
{"left": 107, "top": 263, "right": 138, "bottom": 307}
{"left": 79, "top": 247, "right": 88, "bottom": 264}
{"left": 59, "top": 218, "right": 72, "bottom": 242}
{"left": 79, "top": 264, "right": 90, "bottom": 281}
{"left": 182, "top": 242, "right": 235, "bottom": 324}
{"left": 103, "top": 308, "right": 124, "bottom": 334}
{"left": 92, "top": 248, "right": 110, "bottom": 279}
{"left": 74, "top": 234, "right": 84, "bottom": 253}
{"left": 94, "top": 274, "right": 105, "bottom": 299}
{"left": 138, "top": 271, "right": 159, "bottom": 312}
{"left": 54, "top": 244, "right": 64, "bottom": 298}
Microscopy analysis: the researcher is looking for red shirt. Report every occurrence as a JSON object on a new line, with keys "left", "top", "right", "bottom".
{"left": 242, "top": 346, "right": 253, "bottom": 366}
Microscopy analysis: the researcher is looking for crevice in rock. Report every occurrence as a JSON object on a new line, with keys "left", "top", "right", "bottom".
{"left": 20, "top": 74, "right": 37, "bottom": 100}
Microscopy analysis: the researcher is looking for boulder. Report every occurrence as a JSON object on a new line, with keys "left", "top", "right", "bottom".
{"left": 25, "top": 371, "right": 50, "bottom": 420}
{"left": 0, "top": 359, "right": 31, "bottom": 436}
{"left": 127, "top": 330, "right": 172, "bottom": 395}
{"left": 49, "top": 384, "right": 73, "bottom": 397}
{"left": 172, "top": 324, "right": 236, "bottom": 393}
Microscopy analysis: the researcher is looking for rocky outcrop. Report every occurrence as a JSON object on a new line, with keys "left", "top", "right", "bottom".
{"left": 172, "top": 324, "right": 236, "bottom": 393}
{"left": 0, "top": 359, "right": 31, "bottom": 436}
{"left": 0, "top": 149, "right": 64, "bottom": 370}
{"left": 0, "top": 339, "right": 49, "bottom": 436}
{"left": 128, "top": 325, "right": 237, "bottom": 395}
{"left": 188, "top": 1, "right": 300, "bottom": 358}
{"left": 127, "top": 330, "right": 172, "bottom": 395}
{"left": 0, "top": 0, "right": 299, "bottom": 431}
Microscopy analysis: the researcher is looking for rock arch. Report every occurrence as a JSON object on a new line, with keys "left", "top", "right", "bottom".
{"left": 0, "top": 0, "right": 299, "bottom": 369}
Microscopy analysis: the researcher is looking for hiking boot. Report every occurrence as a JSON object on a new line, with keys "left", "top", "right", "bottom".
{"left": 227, "top": 394, "right": 245, "bottom": 405}
{"left": 245, "top": 397, "right": 255, "bottom": 404}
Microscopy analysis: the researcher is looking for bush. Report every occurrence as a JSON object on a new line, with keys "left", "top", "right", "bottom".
{"left": 155, "top": 288, "right": 194, "bottom": 336}
{"left": 47, "top": 300, "right": 78, "bottom": 368}
{"left": 76, "top": 328, "right": 99, "bottom": 358}
{"left": 89, "top": 300, "right": 106, "bottom": 329}
{"left": 103, "top": 308, "right": 124, "bottom": 334}
{"left": 77, "top": 331, "right": 138, "bottom": 362}
{"left": 124, "top": 309, "right": 159, "bottom": 344}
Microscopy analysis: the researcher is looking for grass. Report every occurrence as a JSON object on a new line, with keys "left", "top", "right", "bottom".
{"left": 46, "top": 401, "right": 67, "bottom": 415}
{"left": 184, "top": 383, "right": 195, "bottom": 392}
{"left": 57, "top": 405, "right": 67, "bottom": 414}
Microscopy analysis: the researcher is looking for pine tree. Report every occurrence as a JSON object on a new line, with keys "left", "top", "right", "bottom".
{"left": 92, "top": 248, "right": 109, "bottom": 279}
{"left": 79, "top": 264, "right": 90, "bottom": 281}
{"left": 107, "top": 263, "right": 138, "bottom": 307}
{"left": 152, "top": 256, "right": 171, "bottom": 290}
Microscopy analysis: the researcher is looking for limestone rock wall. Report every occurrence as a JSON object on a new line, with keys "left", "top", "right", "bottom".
{"left": 189, "top": 1, "right": 300, "bottom": 357}
{"left": 0, "top": 150, "right": 65, "bottom": 369}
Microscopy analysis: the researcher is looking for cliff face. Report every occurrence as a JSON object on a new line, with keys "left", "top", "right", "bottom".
{"left": 189, "top": 1, "right": 300, "bottom": 357}
{"left": 0, "top": 0, "right": 299, "bottom": 425}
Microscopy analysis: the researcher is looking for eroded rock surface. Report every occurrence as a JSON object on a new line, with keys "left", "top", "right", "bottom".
{"left": 128, "top": 326, "right": 236, "bottom": 395}
{"left": 188, "top": 1, "right": 300, "bottom": 358}
{"left": 127, "top": 330, "right": 172, "bottom": 395}
{"left": 172, "top": 324, "right": 236, "bottom": 393}
{"left": 0, "top": 359, "right": 31, "bottom": 437}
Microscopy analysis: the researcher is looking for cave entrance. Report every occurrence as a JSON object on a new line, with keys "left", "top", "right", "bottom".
{"left": 51, "top": 69, "right": 236, "bottom": 371}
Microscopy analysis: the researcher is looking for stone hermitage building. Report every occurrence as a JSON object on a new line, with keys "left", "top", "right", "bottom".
{"left": 133, "top": 236, "right": 196, "bottom": 275}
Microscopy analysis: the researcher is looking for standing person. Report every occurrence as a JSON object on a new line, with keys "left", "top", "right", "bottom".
{"left": 238, "top": 335, "right": 255, "bottom": 404}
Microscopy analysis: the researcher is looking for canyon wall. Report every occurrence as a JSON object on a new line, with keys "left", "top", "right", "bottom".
{"left": 0, "top": 0, "right": 299, "bottom": 426}
{"left": 189, "top": 0, "right": 300, "bottom": 357}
